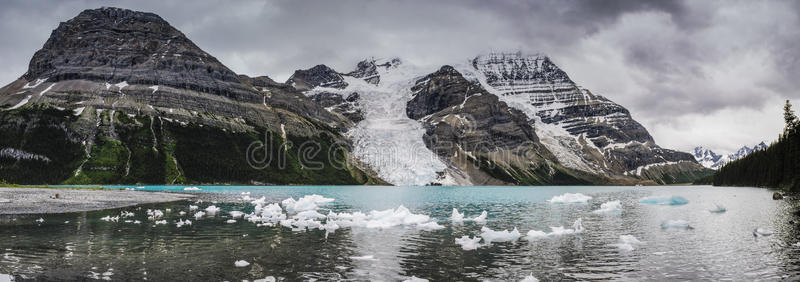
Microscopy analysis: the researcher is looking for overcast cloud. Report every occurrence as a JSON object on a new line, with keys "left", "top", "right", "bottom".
{"left": 1, "top": 0, "right": 798, "bottom": 154}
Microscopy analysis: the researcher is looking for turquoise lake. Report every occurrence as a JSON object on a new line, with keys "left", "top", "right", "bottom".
{"left": 1, "top": 185, "right": 799, "bottom": 281}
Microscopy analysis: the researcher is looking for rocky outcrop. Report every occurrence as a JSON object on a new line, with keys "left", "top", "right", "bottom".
{"left": 285, "top": 64, "right": 347, "bottom": 91}
{"left": 346, "top": 58, "right": 402, "bottom": 85}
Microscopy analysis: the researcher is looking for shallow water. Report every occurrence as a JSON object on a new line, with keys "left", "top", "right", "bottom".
{"left": 2, "top": 185, "right": 800, "bottom": 281}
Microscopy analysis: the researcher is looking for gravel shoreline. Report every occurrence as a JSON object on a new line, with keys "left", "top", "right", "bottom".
{"left": 0, "top": 187, "right": 195, "bottom": 214}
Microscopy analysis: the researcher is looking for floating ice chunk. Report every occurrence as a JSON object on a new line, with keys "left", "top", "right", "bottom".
{"left": 350, "top": 255, "right": 377, "bottom": 261}
{"left": 661, "top": 220, "right": 692, "bottom": 229}
{"left": 154, "top": 220, "right": 167, "bottom": 225}
{"left": 609, "top": 234, "right": 644, "bottom": 251}
{"left": 593, "top": 200, "right": 622, "bottom": 214}
{"left": 189, "top": 205, "right": 198, "bottom": 211}
{"left": 234, "top": 260, "right": 250, "bottom": 267}
{"left": 226, "top": 219, "right": 236, "bottom": 224}
{"left": 73, "top": 107, "right": 85, "bottom": 116}
{"left": 229, "top": 211, "right": 244, "bottom": 218}
{"left": 753, "top": 228, "right": 773, "bottom": 237}
{"left": 640, "top": 196, "right": 688, "bottom": 206}
{"left": 479, "top": 226, "right": 521, "bottom": 244}
{"left": 573, "top": 218, "right": 584, "bottom": 234}
{"left": 120, "top": 211, "right": 134, "bottom": 217}
{"left": 548, "top": 193, "right": 592, "bottom": 204}
{"left": 402, "top": 276, "right": 429, "bottom": 282}
{"left": 0, "top": 273, "right": 14, "bottom": 282}
{"left": 175, "top": 219, "right": 192, "bottom": 228}
{"left": 179, "top": 211, "right": 186, "bottom": 216}
{"left": 241, "top": 192, "right": 251, "bottom": 195}
{"left": 183, "top": 187, "right": 201, "bottom": 191}
{"left": 524, "top": 230, "right": 548, "bottom": 240}
{"left": 455, "top": 236, "right": 482, "bottom": 250}
{"left": 194, "top": 211, "right": 206, "bottom": 219}
{"left": 148, "top": 85, "right": 158, "bottom": 94}
{"left": 472, "top": 211, "right": 488, "bottom": 224}
{"left": 417, "top": 221, "right": 445, "bottom": 231}
{"left": 521, "top": 273, "right": 540, "bottom": 282}
{"left": 451, "top": 208, "right": 465, "bottom": 223}
{"left": 254, "top": 277, "right": 276, "bottom": 282}
{"left": 709, "top": 204, "right": 727, "bottom": 213}
{"left": 281, "top": 194, "right": 334, "bottom": 212}
{"left": 146, "top": 209, "right": 164, "bottom": 220}
{"left": 204, "top": 205, "right": 220, "bottom": 215}
{"left": 165, "top": 208, "right": 171, "bottom": 213}
{"left": 100, "top": 216, "right": 119, "bottom": 222}
{"left": 133, "top": 220, "right": 141, "bottom": 224}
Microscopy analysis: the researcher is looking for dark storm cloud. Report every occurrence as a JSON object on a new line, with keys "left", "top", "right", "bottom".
{"left": 0, "top": 0, "right": 797, "bottom": 153}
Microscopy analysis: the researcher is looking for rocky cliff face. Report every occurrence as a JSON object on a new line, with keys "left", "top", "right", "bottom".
{"left": 459, "top": 52, "right": 709, "bottom": 184}
{"left": 0, "top": 7, "right": 380, "bottom": 185}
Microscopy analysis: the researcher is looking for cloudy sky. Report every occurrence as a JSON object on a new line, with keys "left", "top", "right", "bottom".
{"left": 1, "top": 0, "right": 798, "bottom": 154}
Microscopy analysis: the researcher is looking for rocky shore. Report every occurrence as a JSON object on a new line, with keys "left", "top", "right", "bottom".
{"left": 0, "top": 187, "right": 194, "bottom": 214}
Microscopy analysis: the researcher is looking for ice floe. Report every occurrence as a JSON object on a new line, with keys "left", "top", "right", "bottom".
{"left": 402, "top": 276, "right": 429, "bottom": 282}
{"left": 640, "top": 196, "right": 688, "bottom": 206}
{"left": 100, "top": 216, "right": 119, "bottom": 222}
{"left": 593, "top": 200, "right": 622, "bottom": 214}
{"left": 281, "top": 194, "right": 334, "bottom": 212}
{"left": 451, "top": 208, "right": 465, "bottom": 223}
{"left": 521, "top": 273, "right": 540, "bottom": 282}
{"left": 350, "top": 255, "right": 377, "bottom": 261}
{"left": 193, "top": 211, "right": 206, "bottom": 219}
{"left": 548, "top": 193, "right": 592, "bottom": 204}
{"left": 146, "top": 209, "right": 164, "bottom": 220}
{"left": 479, "top": 226, "right": 521, "bottom": 244}
{"left": 204, "top": 205, "right": 220, "bottom": 215}
{"left": 609, "top": 235, "right": 643, "bottom": 251}
{"left": 229, "top": 211, "right": 245, "bottom": 218}
{"left": 472, "top": 211, "right": 488, "bottom": 224}
{"left": 234, "top": 260, "right": 250, "bottom": 267}
{"left": 753, "top": 227, "right": 773, "bottom": 237}
{"left": 661, "top": 220, "right": 692, "bottom": 229}
{"left": 455, "top": 235, "right": 482, "bottom": 250}
{"left": 709, "top": 204, "right": 727, "bottom": 213}
{"left": 524, "top": 218, "right": 584, "bottom": 240}
{"left": 175, "top": 219, "right": 192, "bottom": 228}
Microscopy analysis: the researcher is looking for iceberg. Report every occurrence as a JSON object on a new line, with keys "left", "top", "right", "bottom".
{"left": 204, "top": 205, "right": 220, "bottom": 215}
{"left": 281, "top": 194, "right": 334, "bottom": 212}
{"left": 175, "top": 219, "right": 192, "bottom": 228}
{"left": 609, "top": 234, "right": 643, "bottom": 251}
{"left": 472, "top": 211, "right": 488, "bottom": 224}
{"left": 479, "top": 226, "right": 521, "bottom": 244}
{"left": 189, "top": 205, "right": 198, "bottom": 211}
{"left": 521, "top": 273, "right": 540, "bottom": 282}
{"left": 183, "top": 187, "right": 201, "bottom": 191}
{"left": 146, "top": 209, "right": 164, "bottom": 220}
{"left": 193, "top": 211, "right": 206, "bottom": 219}
{"left": 234, "top": 260, "right": 250, "bottom": 267}
{"left": 100, "top": 216, "right": 119, "bottom": 222}
{"left": 640, "top": 196, "right": 689, "bottom": 206}
{"left": 753, "top": 227, "right": 773, "bottom": 237}
{"left": 402, "top": 276, "right": 429, "bottom": 282}
{"left": 229, "top": 211, "right": 244, "bottom": 218}
{"left": 254, "top": 276, "right": 276, "bottom": 282}
{"left": 661, "top": 220, "right": 692, "bottom": 229}
{"left": 548, "top": 193, "right": 592, "bottom": 204}
{"left": 454, "top": 235, "right": 482, "bottom": 250}
{"left": 593, "top": 200, "right": 622, "bottom": 214}
{"left": 226, "top": 219, "right": 236, "bottom": 224}
{"left": 709, "top": 204, "right": 727, "bottom": 213}
{"left": 451, "top": 208, "right": 465, "bottom": 223}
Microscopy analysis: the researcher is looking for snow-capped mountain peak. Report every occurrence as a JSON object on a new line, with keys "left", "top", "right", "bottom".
{"left": 691, "top": 142, "right": 768, "bottom": 169}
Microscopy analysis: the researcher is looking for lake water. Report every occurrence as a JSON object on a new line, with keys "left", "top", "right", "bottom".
{"left": 1, "top": 185, "right": 799, "bottom": 281}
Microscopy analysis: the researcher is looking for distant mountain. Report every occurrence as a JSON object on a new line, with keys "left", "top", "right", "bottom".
{"left": 692, "top": 142, "right": 768, "bottom": 169}
{"left": 293, "top": 52, "right": 711, "bottom": 185}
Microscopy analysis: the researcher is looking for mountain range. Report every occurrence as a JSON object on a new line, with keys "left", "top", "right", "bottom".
{"left": 692, "top": 142, "right": 768, "bottom": 170}
{"left": 0, "top": 7, "right": 712, "bottom": 185}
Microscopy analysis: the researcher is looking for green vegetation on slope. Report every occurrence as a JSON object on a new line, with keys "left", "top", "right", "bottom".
{"left": 709, "top": 100, "right": 800, "bottom": 191}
